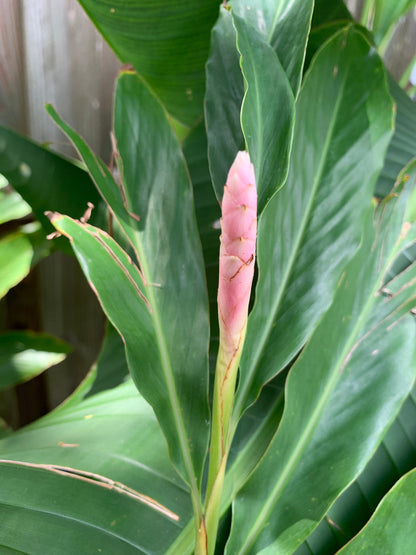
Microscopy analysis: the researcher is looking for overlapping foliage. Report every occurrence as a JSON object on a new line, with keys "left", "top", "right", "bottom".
{"left": 0, "top": 1, "right": 416, "bottom": 553}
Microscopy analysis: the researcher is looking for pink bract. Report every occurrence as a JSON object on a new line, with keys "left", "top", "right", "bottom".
{"left": 218, "top": 151, "right": 257, "bottom": 354}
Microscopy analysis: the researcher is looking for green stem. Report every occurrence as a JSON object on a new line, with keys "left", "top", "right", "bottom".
{"left": 204, "top": 455, "right": 227, "bottom": 555}
{"left": 190, "top": 482, "right": 206, "bottom": 555}
{"left": 378, "top": 22, "right": 397, "bottom": 57}
{"left": 195, "top": 515, "right": 208, "bottom": 555}
{"left": 204, "top": 326, "right": 246, "bottom": 554}
{"left": 359, "top": 0, "right": 375, "bottom": 28}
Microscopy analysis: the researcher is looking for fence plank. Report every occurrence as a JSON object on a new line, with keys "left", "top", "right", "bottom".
{"left": 1, "top": 0, "right": 120, "bottom": 410}
{"left": 21, "top": 0, "right": 120, "bottom": 159}
{"left": 0, "top": 0, "right": 27, "bottom": 132}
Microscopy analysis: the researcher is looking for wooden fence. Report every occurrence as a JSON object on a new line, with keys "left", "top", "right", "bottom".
{"left": 0, "top": 0, "right": 120, "bottom": 424}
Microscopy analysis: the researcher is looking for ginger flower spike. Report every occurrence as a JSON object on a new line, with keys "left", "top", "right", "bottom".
{"left": 218, "top": 150, "right": 257, "bottom": 359}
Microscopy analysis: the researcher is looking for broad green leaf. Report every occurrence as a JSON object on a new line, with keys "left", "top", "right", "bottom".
{"left": 112, "top": 72, "right": 210, "bottom": 486}
{"left": 0, "top": 126, "right": 103, "bottom": 239}
{"left": 226, "top": 173, "right": 416, "bottom": 554}
{"left": 234, "top": 26, "right": 394, "bottom": 416}
{"left": 338, "top": 468, "right": 416, "bottom": 554}
{"left": 183, "top": 120, "right": 220, "bottom": 292}
{"left": 310, "top": 2, "right": 416, "bottom": 202}
{"left": 372, "top": 0, "right": 416, "bottom": 46}
{"left": 385, "top": 241, "right": 416, "bottom": 287}
{"left": 312, "top": 0, "right": 352, "bottom": 27}
{"left": 0, "top": 332, "right": 70, "bottom": 390}
{"left": 0, "top": 223, "right": 51, "bottom": 299}
{"left": 376, "top": 78, "right": 416, "bottom": 197}
{"left": 0, "top": 180, "right": 31, "bottom": 224}
{"left": 0, "top": 380, "right": 190, "bottom": 553}
{"left": 51, "top": 215, "right": 206, "bottom": 498}
{"left": 47, "top": 72, "right": 210, "bottom": 489}
{"left": 306, "top": 4, "right": 354, "bottom": 70}
{"left": 205, "top": 7, "right": 244, "bottom": 206}
{"left": 233, "top": 13, "right": 295, "bottom": 212}
{"left": 77, "top": 0, "right": 219, "bottom": 126}
{"left": 306, "top": 21, "right": 363, "bottom": 71}
{"left": 297, "top": 383, "right": 416, "bottom": 553}
{"left": 0, "top": 461, "right": 179, "bottom": 554}
{"left": 205, "top": 1, "right": 311, "bottom": 208}
{"left": 231, "top": 0, "right": 314, "bottom": 95}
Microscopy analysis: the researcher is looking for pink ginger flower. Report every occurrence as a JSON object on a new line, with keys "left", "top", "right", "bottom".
{"left": 218, "top": 151, "right": 257, "bottom": 357}
{"left": 204, "top": 152, "right": 257, "bottom": 546}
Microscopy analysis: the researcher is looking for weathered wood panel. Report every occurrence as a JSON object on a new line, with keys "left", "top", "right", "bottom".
{"left": 21, "top": 0, "right": 120, "bottom": 159}
{"left": 0, "top": 0, "right": 120, "bottom": 411}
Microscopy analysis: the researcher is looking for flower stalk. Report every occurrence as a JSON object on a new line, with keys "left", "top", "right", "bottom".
{"left": 202, "top": 151, "right": 257, "bottom": 554}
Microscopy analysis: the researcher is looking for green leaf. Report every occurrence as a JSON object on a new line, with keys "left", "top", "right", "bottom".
{"left": 298, "top": 382, "right": 416, "bottom": 553}
{"left": 87, "top": 322, "right": 129, "bottom": 397}
{"left": 0, "top": 223, "right": 51, "bottom": 299}
{"left": 205, "top": 1, "right": 312, "bottom": 208}
{"left": 0, "top": 380, "right": 190, "bottom": 553}
{"left": 77, "top": 0, "right": 219, "bottom": 126}
{"left": 112, "top": 72, "right": 210, "bottom": 487}
{"left": 226, "top": 174, "right": 416, "bottom": 554}
{"left": 231, "top": 0, "right": 314, "bottom": 95}
{"left": 0, "top": 180, "right": 31, "bottom": 224}
{"left": 47, "top": 72, "right": 210, "bottom": 490}
{"left": 0, "top": 126, "right": 103, "bottom": 239}
{"left": 297, "top": 165, "right": 416, "bottom": 551}
{"left": 306, "top": 5, "right": 355, "bottom": 73}
{"left": 312, "top": 0, "right": 352, "bottom": 27}
{"left": 0, "top": 461, "right": 179, "bottom": 554}
{"left": 376, "top": 77, "right": 416, "bottom": 197}
{"left": 233, "top": 13, "right": 295, "bottom": 212}
{"left": 51, "top": 215, "right": 205, "bottom": 500}
{"left": 205, "top": 7, "right": 244, "bottom": 206}
{"left": 234, "top": 26, "right": 394, "bottom": 416}
{"left": 0, "top": 332, "right": 70, "bottom": 390}
{"left": 372, "top": 0, "right": 416, "bottom": 46}
{"left": 310, "top": 6, "right": 416, "bottom": 202}
{"left": 338, "top": 468, "right": 416, "bottom": 554}
{"left": 386, "top": 240, "right": 416, "bottom": 285}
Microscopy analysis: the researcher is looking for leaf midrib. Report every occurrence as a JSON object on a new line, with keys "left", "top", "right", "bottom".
{"left": 128, "top": 226, "right": 201, "bottom": 498}
{"left": 119, "top": 109, "right": 200, "bottom": 496}
{"left": 267, "top": 1, "right": 285, "bottom": 43}
{"left": 117, "top": 105, "right": 203, "bottom": 500}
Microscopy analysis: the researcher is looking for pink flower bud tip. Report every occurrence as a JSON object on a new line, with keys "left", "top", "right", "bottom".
{"left": 218, "top": 151, "right": 257, "bottom": 353}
